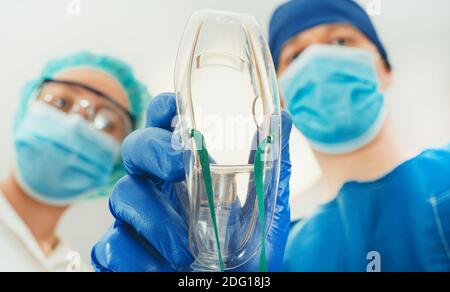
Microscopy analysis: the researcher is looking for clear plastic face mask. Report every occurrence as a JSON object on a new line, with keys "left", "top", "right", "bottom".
{"left": 174, "top": 10, "right": 282, "bottom": 271}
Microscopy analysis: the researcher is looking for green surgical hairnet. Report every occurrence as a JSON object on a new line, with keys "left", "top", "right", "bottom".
{"left": 14, "top": 51, "right": 152, "bottom": 199}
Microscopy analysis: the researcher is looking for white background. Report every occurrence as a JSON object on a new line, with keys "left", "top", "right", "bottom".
{"left": 0, "top": 0, "right": 449, "bottom": 265}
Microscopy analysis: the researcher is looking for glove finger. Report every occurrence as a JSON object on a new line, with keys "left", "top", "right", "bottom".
{"left": 109, "top": 175, "right": 194, "bottom": 268}
{"left": 276, "top": 111, "right": 293, "bottom": 217}
{"left": 91, "top": 221, "right": 175, "bottom": 272}
{"left": 122, "top": 127, "right": 185, "bottom": 182}
{"left": 259, "top": 111, "right": 292, "bottom": 271}
{"left": 146, "top": 92, "right": 177, "bottom": 131}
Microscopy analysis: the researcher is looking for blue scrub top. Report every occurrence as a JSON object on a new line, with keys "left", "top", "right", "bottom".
{"left": 284, "top": 146, "right": 450, "bottom": 272}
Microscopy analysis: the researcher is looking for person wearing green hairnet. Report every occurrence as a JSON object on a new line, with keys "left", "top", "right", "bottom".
{"left": 0, "top": 52, "right": 150, "bottom": 271}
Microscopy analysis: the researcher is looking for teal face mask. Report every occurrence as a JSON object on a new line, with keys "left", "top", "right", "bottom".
{"left": 13, "top": 101, "right": 121, "bottom": 206}
{"left": 279, "top": 44, "right": 386, "bottom": 154}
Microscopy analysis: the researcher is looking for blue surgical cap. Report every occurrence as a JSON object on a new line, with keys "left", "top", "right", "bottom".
{"left": 269, "top": 0, "right": 390, "bottom": 70}
{"left": 14, "top": 51, "right": 152, "bottom": 198}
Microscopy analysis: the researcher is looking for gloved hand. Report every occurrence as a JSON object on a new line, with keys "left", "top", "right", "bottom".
{"left": 91, "top": 92, "right": 293, "bottom": 272}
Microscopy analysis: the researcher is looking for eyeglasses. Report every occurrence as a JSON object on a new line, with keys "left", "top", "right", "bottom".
{"left": 36, "top": 78, "right": 135, "bottom": 141}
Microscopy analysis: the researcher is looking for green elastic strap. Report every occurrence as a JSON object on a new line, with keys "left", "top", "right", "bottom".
{"left": 191, "top": 129, "right": 272, "bottom": 272}
{"left": 191, "top": 129, "right": 225, "bottom": 272}
{"left": 254, "top": 134, "right": 272, "bottom": 272}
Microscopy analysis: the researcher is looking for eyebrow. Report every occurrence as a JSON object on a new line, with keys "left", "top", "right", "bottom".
{"left": 327, "top": 23, "right": 358, "bottom": 34}
{"left": 41, "top": 81, "right": 82, "bottom": 95}
{"left": 62, "top": 82, "right": 84, "bottom": 95}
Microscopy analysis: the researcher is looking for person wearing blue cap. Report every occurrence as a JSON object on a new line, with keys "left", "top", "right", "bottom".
{"left": 269, "top": 0, "right": 450, "bottom": 271}
{"left": 0, "top": 52, "right": 150, "bottom": 271}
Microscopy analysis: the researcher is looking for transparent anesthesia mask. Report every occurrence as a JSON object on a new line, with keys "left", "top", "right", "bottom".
{"left": 175, "top": 10, "right": 282, "bottom": 271}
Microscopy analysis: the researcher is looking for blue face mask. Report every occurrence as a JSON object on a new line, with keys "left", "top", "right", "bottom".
{"left": 13, "top": 101, "right": 121, "bottom": 206}
{"left": 279, "top": 44, "right": 386, "bottom": 154}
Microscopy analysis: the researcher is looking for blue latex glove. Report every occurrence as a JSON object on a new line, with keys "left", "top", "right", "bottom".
{"left": 91, "top": 92, "right": 293, "bottom": 272}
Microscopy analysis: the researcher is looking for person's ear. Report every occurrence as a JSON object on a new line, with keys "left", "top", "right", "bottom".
{"left": 381, "top": 70, "right": 393, "bottom": 91}
{"left": 377, "top": 60, "right": 393, "bottom": 91}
